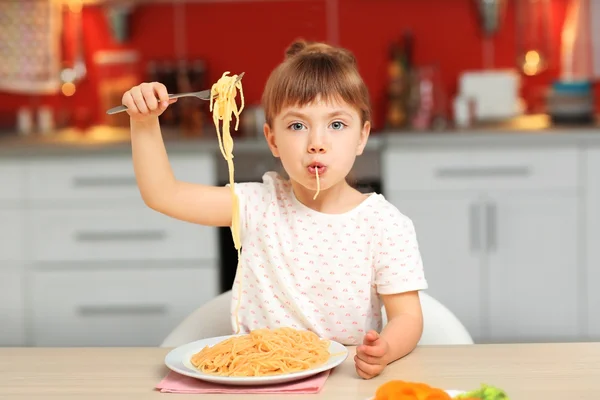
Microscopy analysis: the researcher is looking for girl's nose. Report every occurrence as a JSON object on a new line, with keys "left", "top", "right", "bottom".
{"left": 308, "top": 144, "right": 326, "bottom": 154}
{"left": 308, "top": 131, "right": 327, "bottom": 154}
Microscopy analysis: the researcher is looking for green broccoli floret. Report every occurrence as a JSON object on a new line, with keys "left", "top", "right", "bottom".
{"left": 454, "top": 384, "right": 509, "bottom": 399}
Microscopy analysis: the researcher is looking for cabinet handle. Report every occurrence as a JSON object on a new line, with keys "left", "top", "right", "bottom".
{"left": 74, "top": 230, "right": 166, "bottom": 242}
{"left": 77, "top": 304, "right": 168, "bottom": 317}
{"left": 469, "top": 203, "right": 481, "bottom": 252}
{"left": 436, "top": 166, "right": 530, "bottom": 178}
{"left": 72, "top": 176, "right": 137, "bottom": 188}
{"left": 485, "top": 203, "right": 497, "bottom": 252}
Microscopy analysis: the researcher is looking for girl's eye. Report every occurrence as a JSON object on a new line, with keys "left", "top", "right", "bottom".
{"left": 290, "top": 122, "right": 305, "bottom": 131}
{"left": 330, "top": 121, "right": 346, "bottom": 130}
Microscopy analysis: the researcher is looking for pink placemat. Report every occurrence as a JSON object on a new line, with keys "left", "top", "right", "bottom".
{"left": 156, "top": 370, "right": 331, "bottom": 394}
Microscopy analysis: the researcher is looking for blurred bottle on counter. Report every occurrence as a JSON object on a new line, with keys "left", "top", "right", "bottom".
{"left": 410, "top": 64, "right": 448, "bottom": 131}
{"left": 17, "top": 107, "right": 33, "bottom": 136}
{"left": 175, "top": 60, "right": 192, "bottom": 136}
{"left": 37, "top": 106, "right": 55, "bottom": 135}
{"left": 152, "top": 61, "right": 179, "bottom": 128}
{"left": 146, "top": 59, "right": 208, "bottom": 136}
{"left": 179, "top": 59, "right": 206, "bottom": 137}
{"left": 146, "top": 60, "right": 159, "bottom": 84}
{"left": 384, "top": 30, "right": 413, "bottom": 131}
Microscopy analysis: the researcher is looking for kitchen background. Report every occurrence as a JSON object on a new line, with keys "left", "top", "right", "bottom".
{"left": 1, "top": 0, "right": 599, "bottom": 348}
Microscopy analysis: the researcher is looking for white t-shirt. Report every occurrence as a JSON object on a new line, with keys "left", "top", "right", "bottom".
{"left": 229, "top": 171, "right": 428, "bottom": 345}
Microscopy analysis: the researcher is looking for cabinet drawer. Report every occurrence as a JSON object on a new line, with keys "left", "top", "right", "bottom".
{"left": 383, "top": 147, "right": 580, "bottom": 191}
{"left": 30, "top": 207, "right": 217, "bottom": 262}
{"left": 0, "top": 161, "right": 24, "bottom": 201}
{"left": 0, "top": 269, "right": 26, "bottom": 346}
{"left": 0, "top": 209, "right": 25, "bottom": 261}
{"left": 31, "top": 266, "right": 219, "bottom": 346}
{"left": 25, "top": 154, "right": 215, "bottom": 202}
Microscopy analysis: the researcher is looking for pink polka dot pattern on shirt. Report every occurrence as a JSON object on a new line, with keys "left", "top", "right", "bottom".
{"left": 229, "top": 172, "right": 428, "bottom": 345}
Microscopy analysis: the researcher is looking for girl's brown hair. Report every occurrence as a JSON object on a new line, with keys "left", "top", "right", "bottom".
{"left": 261, "top": 40, "right": 371, "bottom": 126}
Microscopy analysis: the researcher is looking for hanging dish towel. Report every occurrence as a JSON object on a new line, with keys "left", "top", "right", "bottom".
{"left": 0, "top": 0, "right": 62, "bottom": 94}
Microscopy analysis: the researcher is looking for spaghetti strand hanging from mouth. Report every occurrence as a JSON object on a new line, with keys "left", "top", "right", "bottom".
{"left": 313, "top": 167, "right": 320, "bottom": 200}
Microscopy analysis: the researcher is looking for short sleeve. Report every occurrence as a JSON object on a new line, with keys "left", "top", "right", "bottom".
{"left": 230, "top": 172, "right": 276, "bottom": 243}
{"left": 374, "top": 211, "right": 428, "bottom": 295}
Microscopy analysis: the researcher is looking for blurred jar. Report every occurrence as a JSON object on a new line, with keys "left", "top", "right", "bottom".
{"left": 240, "top": 105, "right": 266, "bottom": 138}
{"left": 409, "top": 64, "right": 448, "bottom": 131}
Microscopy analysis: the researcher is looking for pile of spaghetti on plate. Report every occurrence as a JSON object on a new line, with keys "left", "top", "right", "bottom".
{"left": 190, "top": 327, "right": 331, "bottom": 377}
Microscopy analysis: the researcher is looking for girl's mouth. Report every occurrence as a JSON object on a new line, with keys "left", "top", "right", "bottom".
{"left": 307, "top": 162, "right": 326, "bottom": 175}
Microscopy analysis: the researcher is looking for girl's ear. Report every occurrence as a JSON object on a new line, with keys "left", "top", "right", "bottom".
{"left": 356, "top": 120, "right": 371, "bottom": 156}
{"left": 264, "top": 123, "right": 280, "bottom": 157}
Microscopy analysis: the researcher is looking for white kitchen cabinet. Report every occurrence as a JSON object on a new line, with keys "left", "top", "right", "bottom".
{"left": 485, "top": 193, "right": 580, "bottom": 343}
{"left": 586, "top": 148, "right": 600, "bottom": 340}
{"left": 25, "top": 155, "right": 141, "bottom": 203}
{"left": 0, "top": 160, "right": 25, "bottom": 201}
{"left": 10, "top": 150, "right": 224, "bottom": 347}
{"left": 389, "top": 190, "right": 580, "bottom": 343}
{"left": 386, "top": 191, "right": 485, "bottom": 342}
{"left": 0, "top": 177, "right": 26, "bottom": 346}
{"left": 0, "top": 209, "right": 25, "bottom": 261}
{"left": 382, "top": 145, "right": 582, "bottom": 344}
{"left": 24, "top": 153, "right": 216, "bottom": 203}
{"left": 30, "top": 265, "right": 218, "bottom": 346}
{"left": 382, "top": 147, "right": 579, "bottom": 192}
{"left": 29, "top": 207, "right": 216, "bottom": 263}
{"left": 0, "top": 269, "right": 26, "bottom": 346}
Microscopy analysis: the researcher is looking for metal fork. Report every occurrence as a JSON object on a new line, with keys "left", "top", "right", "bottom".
{"left": 105, "top": 72, "right": 245, "bottom": 115}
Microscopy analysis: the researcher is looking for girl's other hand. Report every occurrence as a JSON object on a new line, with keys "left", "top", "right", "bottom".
{"left": 354, "top": 330, "right": 390, "bottom": 379}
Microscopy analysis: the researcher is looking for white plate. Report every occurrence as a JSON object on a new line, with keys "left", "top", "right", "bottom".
{"left": 367, "top": 390, "right": 466, "bottom": 399}
{"left": 446, "top": 390, "right": 467, "bottom": 397}
{"left": 164, "top": 334, "right": 349, "bottom": 386}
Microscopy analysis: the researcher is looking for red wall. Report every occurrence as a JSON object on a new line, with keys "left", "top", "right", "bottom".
{"left": 0, "top": 0, "right": 575, "bottom": 131}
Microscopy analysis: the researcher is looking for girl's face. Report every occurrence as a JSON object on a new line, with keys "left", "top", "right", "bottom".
{"left": 264, "top": 96, "right": 370, "bottom": 199}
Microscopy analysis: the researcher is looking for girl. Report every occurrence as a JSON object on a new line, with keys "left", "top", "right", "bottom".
{"left": 122, "top": 40, "right": 428, "bottom": 380}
